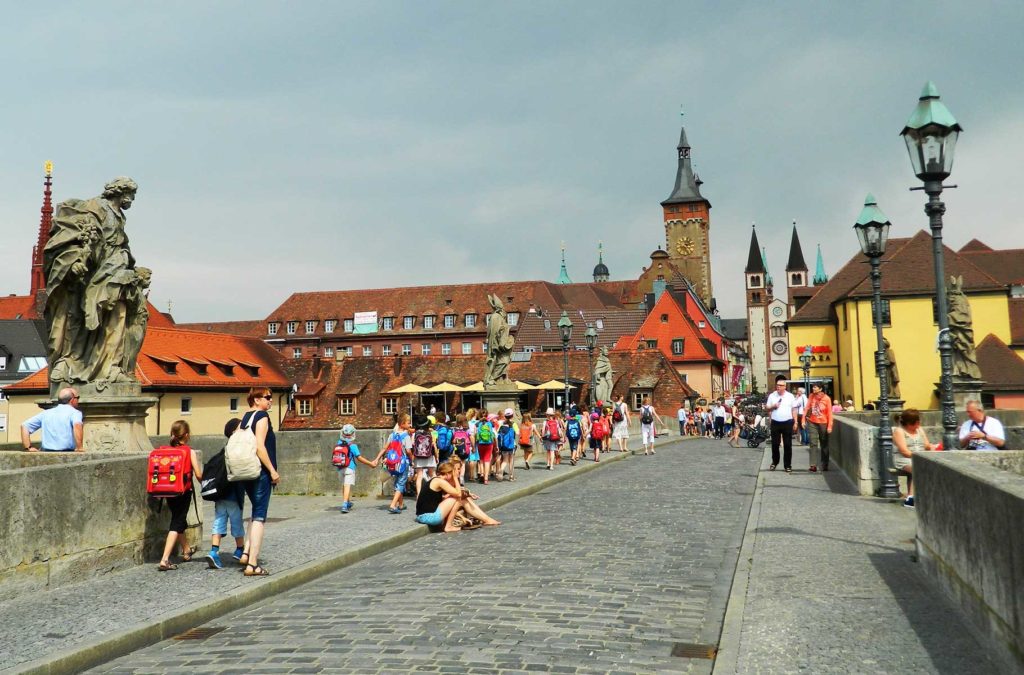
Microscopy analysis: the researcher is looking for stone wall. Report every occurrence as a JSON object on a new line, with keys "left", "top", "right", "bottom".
{"left": 914, "top": 451, "right": 1024, "bottom": 673}
{"left": 0, "top": 451, "right": 202, "bottom": 600}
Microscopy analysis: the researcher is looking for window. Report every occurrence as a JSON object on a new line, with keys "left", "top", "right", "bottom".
{"left": 298, "top": 399, "right": 312, "bottom": 416}
{"left": 482, "top": 342, "right": 487, "bottom": 353}
{"left": 403, "top": 316, "right": 415, "bottom": 330}
{"left": 324, "top": 347, "right": 334, "bottom": 357}
{"left": 343, "top": 318, "right": 354, "bottom": 333}
{"left": 444, "top": 314, "right": 456, "bottom": 328}
{"left": 267, "top": 322, "right": 279, "bottom": 336}
{"left": 324, "top": 320, "right": 336, "bottom": 333}
{"left": 464, "top": 314, "right": 476, "bottom": 328}
{"left": 344, "top": 346, "right": 353, "bottom": 357}
{"left": 292, "top": 347, "right": 302, "bottom": 359}
{"left": 0, "top": 355, "right": 6, "bottom": 370}
{"left": 423, "top": 315, "right": 436, "bottom": 330}
{"left": 286, "top": 321, "right": 297, "bottom": 334}
{"left": 672, "top": 338, "right": 684, "bottom": 355}
{"left": 401, "top": 344, "right": 412, "bottom": 355}
{"left": 632, "top": 392, "right": 646, "bottom": 410}
{"left": 383, "top": 396, "right": 398, "bottom": 415}
{"left": 441, "top": 342, "right": 451, "bottom": 355}
{"left": 544, "top": 319, "right": 551, "bottom": 330}
{"left": 698, "top": 320, "right": 706, "bottom": 328}
{"left": 751, "top": 292, "right": 761, "bottom": 303}
{"left": 363, "top": 346, "right": 373, "bottom": 357}
{"left": 305, "top": 320, "right": 316, "bottom": 334}
{"left": 660, "top": 313, "right": 669, "bottom": 322}
{"left": 645, "top": 339, "right": 658, "bottom": 349}
{"left": 180, "top": 397, "right": 192, "bottom": 415}
{"left": 421, "top": 344, "right": 431, "bottom": 355}
{"left": 871, "top": 298, "right": 891, "bottom": 326}
{"left": 749, "top": 275, "right": 761, "bottom": 288}
{"left": 507, "top": 312, "right": 520, "bottom": 326}
{"left": 524, "top": 346, "right": 537, "bottom": 353}
{"left": 462, "top": 342, "right": 472, "bottom": 354}
{"left": 382, "top": 345, "right": 392, "bottom": 356}
{"left": 339, "top": 397, "right": 354, "bottom": 415}
{"left": 791, "top": 273, "right": 803, "bottom": 286}
{"left": 229, "top": 397, "right": 239, "bottom": 413}
{"left": 595, "top": 319, "right": 604, "bottom": 330}
{"left": 382, "top": 317, "right": 394, "bottom": 330}
{"left": 688, "top": 203, "right": 699, "bottom": 212}
{"left": 931, "top": 298, "right": 940, "bottom": 324}
{"left": 771, "top": 324, "right": 786, "bottom": 338}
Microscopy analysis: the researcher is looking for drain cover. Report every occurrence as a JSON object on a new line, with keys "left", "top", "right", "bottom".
{"left": 671, "top": 642, "right": 718, "bottom": 659}
{"left": 174, "top": 626, "right": 227, "bottom": 640}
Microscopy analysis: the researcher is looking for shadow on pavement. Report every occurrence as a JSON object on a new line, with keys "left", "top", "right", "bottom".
{"left": 755, "top": 526, "right": 907, "bottom": 555}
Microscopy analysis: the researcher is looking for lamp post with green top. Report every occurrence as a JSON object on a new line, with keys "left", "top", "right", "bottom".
{"left": 901, "top": 81, "right": 962, "bottom": 453}
{"left": 854, "top": 194, "right": 900, "bottom": 499}
{"left": 558, "top": 311, "right": 574, "bottom": 411}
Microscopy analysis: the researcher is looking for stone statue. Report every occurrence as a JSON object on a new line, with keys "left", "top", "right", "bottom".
{"left": 946, "top": 275, "right": 982, "bottom": 380}
{"left": 483, "top": 294, "right": 514, "bottom": 389}
{"left": 593, "top": 346, "right": 613, "bottom": 403}
{"left": 44, "top": 177, "right": 151, "bottom": 395}
{"left": 883, "top": 337, "right": 901, "bottom": 399}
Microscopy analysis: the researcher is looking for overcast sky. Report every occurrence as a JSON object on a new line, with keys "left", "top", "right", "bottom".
{"left": 2, "top": 1, "right": 1022, "bottom": 323}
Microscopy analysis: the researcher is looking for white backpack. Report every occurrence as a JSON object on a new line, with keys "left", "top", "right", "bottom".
{"left": 225, "top": 413, "right": 262, "bottom": 482}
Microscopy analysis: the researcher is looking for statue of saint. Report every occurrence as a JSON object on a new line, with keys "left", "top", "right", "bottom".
{"left": 883, "top": 337, "right": 901, "bottom": 399}
{"left": 44, "top": 177, "right": 151, "bottom": 394}
{"left": 483, "top": 294, "right": 514, "bottom": 388}
{"left": 946, "top": 275, "right": 982, "bottom": 380}
{"left": 593, "top": 346, "right": 613, "bottom": 403}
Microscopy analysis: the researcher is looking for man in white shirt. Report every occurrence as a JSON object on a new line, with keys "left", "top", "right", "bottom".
{"left": 765, "top": 376, "right": 798, "bottom": 472}
{"left": 792, "top": 387, "right": 808, "bottom": 446}
{"left": 958, "top": 400, "right": 1005, "bottom": 451}
{"left": 677, "top": 404, "right": 687, "bottom": 436}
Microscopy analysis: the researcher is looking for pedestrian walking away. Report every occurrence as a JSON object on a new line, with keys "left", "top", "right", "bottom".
{"left": 237, "top": 387, "right": 281, "bottom": 577}
{"left": 333, "top": 423, "right": 378, "bottom": 513}
{"left": 21, "top": 387, "right": 84, "bottom": 452}
{"left": 495, "top": 408, "right": 519, "bottom": 481}
{"left": 154, "top": 420, "right": 203, "bottom": 571}
{"left": 765, "top": 376, "right": 798, "bottom": 472}
{"left": 638, "top": 396, "right": 666, "bottom": 455}
{"left": 612, "top": 394, "right": 631, "bottom": 452}
{"left": 203, "top": 418, "right": 247, "bottom": 570}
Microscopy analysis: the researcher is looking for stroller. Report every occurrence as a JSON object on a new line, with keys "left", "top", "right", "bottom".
{"left": 741, "top": 416, "right": 770, "bottom": 448}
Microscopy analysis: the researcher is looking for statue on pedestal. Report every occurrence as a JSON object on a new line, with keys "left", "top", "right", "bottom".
{"left": 593, "top": 346, "right": 613, "bottom": 403}
{"left": 946, "top": 275, "right": 982, "bottom": 380}
{"left": 883, "top": 337, "right": 901, "bottom": 399}
{"left": 44, "top": 177, "right": 150, "bottom": 395}
{"left": 483, "top": 294, "right": 514, "bottom": 389}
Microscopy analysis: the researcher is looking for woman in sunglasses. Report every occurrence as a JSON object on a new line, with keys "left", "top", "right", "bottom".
{"left": 238, "top": 387, "right": 281, "bottom": 576}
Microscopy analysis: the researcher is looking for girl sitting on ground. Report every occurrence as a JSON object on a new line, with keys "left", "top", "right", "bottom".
{"left": 415, "top": 462, "right": 500, "bottom": 532}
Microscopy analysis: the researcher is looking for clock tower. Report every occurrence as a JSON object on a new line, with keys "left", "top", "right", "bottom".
{"left": 661, "top": 126, "right": 713, "bottom": 307}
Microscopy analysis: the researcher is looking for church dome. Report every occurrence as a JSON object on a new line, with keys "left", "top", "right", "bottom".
{"left": 593, "top": 261, "right": 609, "bottom": 277}
{"left": 650, "top": 247, "right": 670, "bottom": 260}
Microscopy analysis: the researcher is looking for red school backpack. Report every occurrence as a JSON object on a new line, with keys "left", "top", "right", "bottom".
{"left": 147, "top": 445, "right": 194, "bottom": 497}
{"left": 544, "top": 418, "right": 561, "bottom": 441}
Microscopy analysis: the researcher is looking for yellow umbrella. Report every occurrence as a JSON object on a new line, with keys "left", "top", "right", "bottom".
{"left": 386, "top": 383, "right": 429, "bottom": 394}
{"left": 535, "top": 379, "right": 575, "bottom": 390}
{"left": 427, "top": 381, "right": 466, "bottom": 392}
{"left": 514, "top": 380, "right": 537, "bottom": 390}
{"left": 460, "top": 381, "right": 485, "bottom": 392}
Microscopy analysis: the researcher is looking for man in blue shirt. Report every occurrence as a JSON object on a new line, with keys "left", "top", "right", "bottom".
{"left": 21, "top": 387, "right": 84, "bottom": 452}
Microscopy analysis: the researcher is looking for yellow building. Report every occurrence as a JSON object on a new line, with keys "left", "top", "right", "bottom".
{"left": 787, "top": 231, "right": 1024, "bottom": 410}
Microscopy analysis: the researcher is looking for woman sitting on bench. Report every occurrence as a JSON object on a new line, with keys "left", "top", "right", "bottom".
{"left": 892, "top": 409, "right": 938, "bottom": 509}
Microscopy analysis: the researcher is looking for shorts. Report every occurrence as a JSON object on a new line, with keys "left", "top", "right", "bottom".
{"left": 519, "top": 443, "right": 532, "bottom": 452}
{"left": 590, "top": 437, "right": 602, "bottom": 450}
{"left": 468, "top": 450, "right": 480, "bottom": 462}
{"left": 543, "top": 439, "right": 560, "bottom": 453}
{"left": 167, "top": 490, "right": 192, "bottom": 534}
{"left": 392, "top": 472, "right": 408, "bottom": 494}
{"left": 893, "top": 453, "right": 911, "bottom": 471}
{"left": 478, "top": 443, "right": 494, "bottom": 464}
{"left": 415, "top": 505, "right": 445, "bottom": 527}
{"left": 567, "top": 437, "right": 580, "bottom": 450}
{"left": 642, "top": 424, "right": 656, "bottom": 445}
{"left": 212, "top": 497, "right": 245, "bottom": 538}
{"left": 498, "top": 444, "right": 516, "bottom": 455}
{"left": 413, "top": 456, "right": 437, "bottom": 469}
{"left": 242, "top": 472, "right": 273, "bottom": 523}
{"left": 337, "top": 467, "right": 356, "bottom": 486}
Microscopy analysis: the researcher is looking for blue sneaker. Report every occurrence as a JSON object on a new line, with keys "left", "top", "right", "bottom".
{"left": 232, "top": 548, "right": 244, "bottom": 562}
{"left": 388, "top": 507, "right": 402, "bottom": 514}
{"left": 205, "top": 551, "right": 223, "bottom": 570}
{"left": 340, "top": 502, "right": 350, "bottom": 514}
{"left": 903, "top": 496, "right": 915, "bottom": 509}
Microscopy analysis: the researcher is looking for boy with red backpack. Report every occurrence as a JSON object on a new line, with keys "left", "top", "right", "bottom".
{"left": 589, "top": 411, "right": 608, "bottom": 462}
{"left": 333, "top": 423, "right": 378, "bottom": 514}
{"left": 373, "top": 413, "right": 413, "bottom": 514}
{"left": 542, "top": 407, "right": 563, "bottom": 470}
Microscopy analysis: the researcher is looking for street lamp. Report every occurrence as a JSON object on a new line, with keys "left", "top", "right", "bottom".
{"left": 901, "top": 81, "right": 962, "bottom": 452}
{"left": 585, "top": 323, "right": 598, "bottom": 408}
{"left": 557, "top": 311, "right": 574, "bottom": 411}
{"left": 854, "top": 194, "right": 900, "bottom": 499}
{"left": 799, "top": 344, "right": 813, "bottom": 392}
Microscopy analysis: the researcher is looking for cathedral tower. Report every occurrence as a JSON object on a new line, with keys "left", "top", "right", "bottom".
{"left": 785, "top": 220, "right": 809, "bottom": 313}
{"left": 661, "top": 126, "right": 713, "bottom": 307}
{"left": 745, "top": 224, "right": 770, "bottom": 392}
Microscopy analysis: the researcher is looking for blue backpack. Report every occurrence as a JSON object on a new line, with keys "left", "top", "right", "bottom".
{"left": 566, "top": 417, "right": 582, "bottom": 441}
{"left": 435, "top": 424, "right": 453, "bottom": 453}
{"left": 497, "top": 423, "right": 516, "bottom": 451}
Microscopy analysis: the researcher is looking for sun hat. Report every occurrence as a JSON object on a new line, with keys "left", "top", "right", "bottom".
{"left": 545, "top": 407, "right": 555, "bottom": 416}
{"left": 340, "top": 424, "right": 356, "bottom": 440}
{"left": 504, "top": 407, "right": 514, "bottom": 417}
{"left": 427, "top": 415, "right": 436, "bottom": 426}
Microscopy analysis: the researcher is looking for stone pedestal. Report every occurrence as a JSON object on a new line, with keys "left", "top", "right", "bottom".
{"left": 33, "top": 395, "right": 158, "bottom": 453}
{"left": 936, "top": 378, "right": 985, "bottom": 410}
{"left": 480, "top": 385, "right": 521, "bottom": 422}
{"left": 875, "top": 399, "right": 905, "bottom": 414}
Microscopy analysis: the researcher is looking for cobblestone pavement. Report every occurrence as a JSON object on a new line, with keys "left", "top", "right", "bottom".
{"left": 0, "top": 442, "right": 649, "bottom": 671}
{"left": 90, "top": 438, "right": 762, "bottom": 674}
{"left": 720, "top": 445, "right": 1003, "bottom": 674}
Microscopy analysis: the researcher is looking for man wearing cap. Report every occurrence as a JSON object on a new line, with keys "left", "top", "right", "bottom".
{"left": 22, "top": 387, "right": 84, "bottom": 452}
{"left": 765, "top": 376, "right": 798, "bottom": 472}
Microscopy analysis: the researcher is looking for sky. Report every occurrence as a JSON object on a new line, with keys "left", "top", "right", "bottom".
{"left": 1, "top": 1, "right": 1022, "bottom": 323}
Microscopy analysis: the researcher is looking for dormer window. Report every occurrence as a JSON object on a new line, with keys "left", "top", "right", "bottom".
{"left": 403, "top": 316, "right": 415, "bottom": 330}
{"left": 286, "top": 321, "right": 297, "bottom": 335}
{"left": 382, "top": 316, "right": 394, "bottom": 331}
{"left": 305, "top": 320, "right": 316, "bottom": 334}
{"left": 444, "top": 314, "right": 456, "bottom": 328}
{"left": 507, "top": 312, "right": 520, "bottom": 327}
{"left": 267, "top": 322, "right": 279, "bottom": 336}
{"left": 464, "top": 314, "right": 477, "bottom": 328}
{"left": 343, "top": 318, "right": 354, "bottom": 332}
{"left": 423, "top": 315, "right": 436, "bottom": 330}
{"left": 324, "top": 320, "right": 336, "bottom": 333}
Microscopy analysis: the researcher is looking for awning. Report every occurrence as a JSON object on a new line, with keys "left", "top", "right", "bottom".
{"left": 427, "top": 381, "right": 466, "bottom": 392}
{"left": 386, "top": 383, "right": 429, "bottom": 394}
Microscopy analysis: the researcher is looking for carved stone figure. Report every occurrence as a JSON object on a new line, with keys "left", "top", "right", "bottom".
{"left": 946, "top": 275, "right": 982, "bottom": 380}
{"left": 883, "top": 337, "right": 901, "bottom": 399}
{"left": 483, "top": 294, "right": 514, "bottom": 389}
{"left": 44, "top": 177, "right": 150, "bottom": 394}
{"left": 593, "top": 346, "right": 613, "bottom": 403}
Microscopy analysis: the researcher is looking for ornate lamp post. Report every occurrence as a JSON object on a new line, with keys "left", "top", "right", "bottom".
{"left": 585, "top": 323, "right": 598, "bottom": 408}
{"left": 557, "top": 311, "right": 574, "bottom": 411}
{"left": 854, "top": 194, "right": 900, "bottom": 498}
{"left": 901, "top": 82, "right": 962, "bottom": 452}
{"left": 799, "top": 344, "right": 813, "bottom": 392}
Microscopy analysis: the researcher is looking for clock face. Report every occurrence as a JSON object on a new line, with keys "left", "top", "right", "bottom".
{"left": 675, "top": 237, "right": 696, "bottom": 256}
{"left": 772, "top": 340, "right": 788, "bottom": 355}
{"left": 772, "top": 306, "right": 784, "bottom": 317}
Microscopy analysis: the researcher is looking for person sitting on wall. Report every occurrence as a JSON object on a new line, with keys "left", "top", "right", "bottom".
{"left": 892, "top": 408, "right": 938, "bottom": 509}
{"left": 958, "top": 400, "right": 1005, "bottom": 451}
{"left": 21, "top": 387, "right": 83, "bottom": 452}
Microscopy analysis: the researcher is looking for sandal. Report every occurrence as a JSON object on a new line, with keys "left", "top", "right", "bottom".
{"left": 158, "top": 560, "right": 178, "bottom": 571}
{"left": 237, "top": 553, "right": 249, "bottom": 566}
{"left": 244, "top": 563, "right": 270, "bottom": 577}
{"left": 181, "top": 546, "right": 197, "bottom": 562}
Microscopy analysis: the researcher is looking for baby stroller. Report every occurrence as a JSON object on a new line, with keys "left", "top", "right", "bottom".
{"left": 741, "top": 416, "right": 770, "bottom": 448}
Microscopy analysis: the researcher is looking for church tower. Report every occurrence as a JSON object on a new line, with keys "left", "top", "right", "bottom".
{"left": 557, "top": 243, "right": 572, "bottom": 284}
{"left": 30, "top": 161, "right": 54, "bottom": 314}
{"left": 592, "top": 241, "right": 609, "bottom": 283}
{"left": 813, "top": 244, "right": 829, "bottom": 286}
{"left": 785, "top": 220, "right": 809, "bottom": 313}
{"left": 661, "top": 126, "right": 713, "bottom": 307}
{"left": 745, "top": 224, "right": 770, "bottom": 392}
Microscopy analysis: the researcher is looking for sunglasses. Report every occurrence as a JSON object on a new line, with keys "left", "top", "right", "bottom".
{"left": 260, "top": 395, "right": 273, "bottom": 400}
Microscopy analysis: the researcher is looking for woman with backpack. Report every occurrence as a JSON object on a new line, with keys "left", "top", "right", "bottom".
{"left": 495, "top": 408, "right": 519, "bottom": 481}
{"left": 518, "top": 412, "right": 540, "bottom": 469}
{"left": 475, "top": 413, "right": 497, "bottom": 484}
{"left": 157, "top": 420, "right": 203, "bottom": 571}
{"left": 564, "top": 409, "right": 584, "bottom": 465}
{"left": 611, "top": 394, "right": 631, "bottom": 453}
{"left": 238, "top": 387, "right": 280, "bottom": 577}
{"left": 541, "top": 408, "right": 563, "bottom": 470}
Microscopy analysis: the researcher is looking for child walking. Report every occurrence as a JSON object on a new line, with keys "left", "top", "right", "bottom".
{"left": 335, "top": 423, "right": 377, "bottom": 513}
{"left": 158, "top": 420, "right": 203, "bottom": 571}
{"left": 205, "top": 418, "right": 246, "bottom": 570}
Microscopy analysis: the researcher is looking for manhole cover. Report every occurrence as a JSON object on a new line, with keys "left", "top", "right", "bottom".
{"left": 671, "top": 642, "right": 718, "bottom": 659}
{"left": 174, "top": 626, "right": 227, "bottom": 640}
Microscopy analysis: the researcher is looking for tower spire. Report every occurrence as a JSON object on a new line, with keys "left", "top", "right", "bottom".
{"left": 660, "top": 124, "right": 708, "bottom": 207}
{"left": 558, "top": 241, "right": 572, "bottom": 284}
{"left": 786, "top": 220, "right": 808, "bottom": 272}
{"left": 745, "top": 223, "right": 765, "bottom": 274}
{"left": 30, "top": 161, "right": 54, "bottom": 296}
{"left": 592, "top": 240, "right": 609, "bottom": 282}
{"left": 813, "top": 244, "right": 829, "bottom": 285}
{"left": 761, "top": 246, "right": 773, "bottom": 288}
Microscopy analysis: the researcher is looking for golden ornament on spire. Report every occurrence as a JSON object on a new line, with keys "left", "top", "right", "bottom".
{"left": 44, "top": 160, "right": 53, "bottom": 176}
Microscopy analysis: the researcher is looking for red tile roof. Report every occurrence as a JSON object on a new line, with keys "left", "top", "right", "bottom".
{"left": 958, "top": 248, "right": 1024, "bottom": 286}
{"left": 976, "top": 333, "right": 1024, "bottom": 391}
{"left": 173, "top": 320, "right": 264, "bottom": 337}
{"left": 5, "top": 326, "right": 290, "bottom": 393}
{"left": 513, "top": 308, "right": 647, "bottom": 351}
{"left": 959, "top": 239, "right": 993, "bottom": 252}
{"left": 613, "top": 290, "right": 719, "bottom": 362}
{"left": 0, "top": 295, "right": 37, "bottom": 319}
